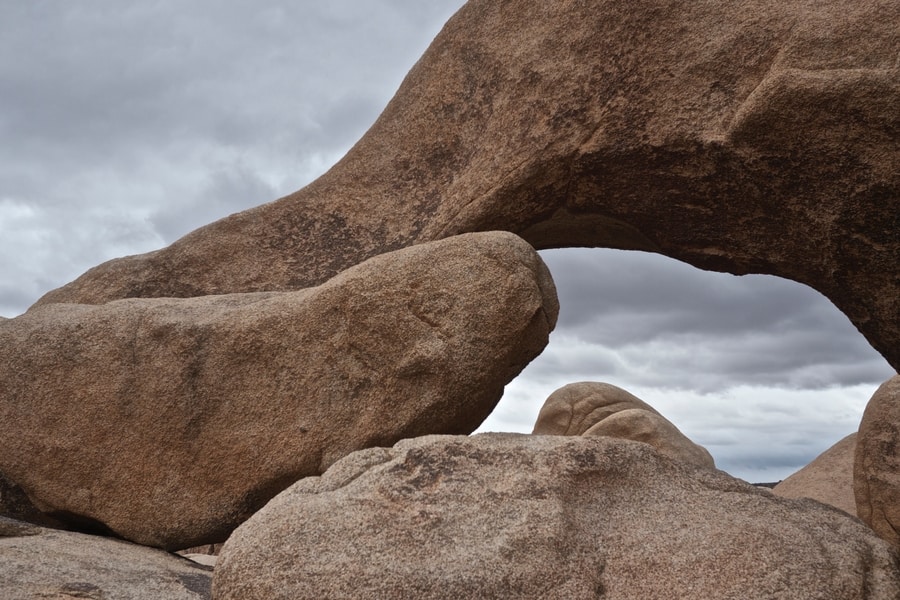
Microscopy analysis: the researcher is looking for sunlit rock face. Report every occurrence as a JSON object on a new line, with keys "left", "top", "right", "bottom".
{"left": 33, "top": 0, "right": 900, "bottom": 372}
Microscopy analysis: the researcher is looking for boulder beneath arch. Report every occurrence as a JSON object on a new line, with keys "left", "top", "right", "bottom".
{"left": 0, "top": 232, "right": 557, "bottom": 549}
{"left": 533, "top": 382, "right": 715, "bottom": 469}
{"left": 34, "top": 0, "right": 900, "bottom": 370}
{"left": 213, "top": 434, "right": 900, "bottom": 599}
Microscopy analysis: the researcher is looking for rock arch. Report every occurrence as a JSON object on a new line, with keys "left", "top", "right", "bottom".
{"left": 35, "top": 0, "right": 899, "bottom": 371}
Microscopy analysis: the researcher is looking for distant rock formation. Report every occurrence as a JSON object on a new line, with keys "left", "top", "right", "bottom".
{"left": 33, "top": 0, "right": 900, "bottom": 374}
{"left": 0, "top": 232, "right": 557, "bottom": 549}
{"left": 0, "top": 516, "right": 211, "bottom": 600}
{"left": 855, "top": 375, "right": 900, "bottom": 547}
{"left": 773, "top": 433, "right": 857, "bottom": 516}
{"left": 533, "top": 382, "right": 715, "bottom": 469}
{"left": 213, "top": 434, "right": 900, "bottom": 599}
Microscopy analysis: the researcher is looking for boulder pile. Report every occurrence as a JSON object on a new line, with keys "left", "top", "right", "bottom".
{"left": 2, "top": 0, "right": 898, "bottom": 596}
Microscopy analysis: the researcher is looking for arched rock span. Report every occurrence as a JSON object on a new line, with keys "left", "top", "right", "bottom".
{"left": 35, "top": 0, "right": 900, "bottom": 370}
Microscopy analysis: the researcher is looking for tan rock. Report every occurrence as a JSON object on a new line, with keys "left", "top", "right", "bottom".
{"left": 213, "top": 434, "right": 900, "bottom": 599}
{"left": 773, "top": 433, "right": 857, "bottom": 516}
{"left": 0, "top": 232, "right": 557, "bottom": 550}
{"left": 533, "top": 382, "right": 714, "bottom": 469}
{"left": 854, "top": 375, "right": 900, "bottom": 547}
{"left": 0, "top": 516, "right": 211, "bottom": 600}
{"left": 34, "top": 0, "right": 900, "bottom": 373}
{"left": 533, "top": 382, "right": 661, "bottom": 434}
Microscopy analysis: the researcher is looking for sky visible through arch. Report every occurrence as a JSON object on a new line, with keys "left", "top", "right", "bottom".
{"left": 1, "top": 1, "right": 894, "bottom": 483}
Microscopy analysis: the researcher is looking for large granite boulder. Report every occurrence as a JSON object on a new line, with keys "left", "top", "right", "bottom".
{"left": 773, "top": 432, "right": 857, "bottom": 516}
{"left": 0, "top": 516, "right": 211, "bottom": 600}
{"left": 213, "top": 434, "right": 900, "bottom": 599}
{"left": 0, "top": 232, "right": 557, "bottom": 550}
{"left": 533, "top": 382, "right": 715, "bottom": 469}
{"left": 855, "top": 375, "right": 900, "bottom": 547}
{"left": 33, "top": 0, "right": 900, "bottom": 372}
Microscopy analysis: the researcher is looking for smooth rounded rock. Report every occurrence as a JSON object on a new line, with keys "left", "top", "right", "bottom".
{"left": 773, "top": 432, "right": 857, "bottom": 516}
{"left": 0, "top": 232, "right": 557, "bottom": 550}
{"left": 854, "top": 375, "right": 900, "bottom": 547}
{"left": 214, "top": 434, "right": 900, "bottom": 599}
{"left": 533, "top": 382, "right": 715, "bottom": 469}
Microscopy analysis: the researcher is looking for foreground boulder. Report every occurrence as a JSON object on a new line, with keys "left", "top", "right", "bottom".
{"left": 773, "top": 432, "right": 857, "bottom": 516}
{"left": 855, "top": 375, "right": 900, "bottom": 547}
{"left": 0, "top": 232, "right": 557, "bottom": 550}
{"left": 0, "top": 517, "right": 211, "bottom": 600}
{"left": 214, "top": 434, "right": 900, "bottom": 599}
{"left": 533, "top": 382, "right": 714, "bottom": 469}
{"left": 34, "top": 0, "right": 900, "bottom": 372}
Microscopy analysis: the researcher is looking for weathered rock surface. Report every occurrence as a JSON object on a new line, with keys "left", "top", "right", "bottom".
{"left": 0, "top": 232, "right": 557, "bottom": 550}
{"left": 213, "top": 434, "right": 900, "bottom": 600}
{"left": 855, "top": 375, "right": 900, "bottom": 547}
{"left": 34, "top": 0, "right": 900, "bottom": 372}
{"left": 0, "top": 516, "right": 211, "bottom": 600}
{"left": 533, "top": 382, "right": 714, "bottom": 469}
{"left": 773, "top": 432, "right": 857, "bottom": 516}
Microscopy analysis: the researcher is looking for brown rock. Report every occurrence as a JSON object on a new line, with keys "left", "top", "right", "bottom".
{"left": 0, "top": 232, "right": 557, "bottom": 550}
{"left": 33, "top": 0, "right": 900, "bottom": 373}
{"left": 773, "top": 432, "right": 857, "bottom": 516}
{"left": 855, "top": 375, "right": 900, "bottom": 547}
{"left": 0, "top": 516, "right": 211, "bottom": 600}
{"left": 533, "top": 382, "right": 714, "bottom": 469}
{"left": 213, "top": 434, "right": 900, "bottom": 599}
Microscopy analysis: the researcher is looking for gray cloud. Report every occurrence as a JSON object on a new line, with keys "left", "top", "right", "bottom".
{"left": 148, "top": 162, "right": 279, "bottom": 243}
{"left": 538, "top": 248, "right": 894, "bottom": 391}
{"left": 0, "top": 1, "right": 465, "bottom": 310}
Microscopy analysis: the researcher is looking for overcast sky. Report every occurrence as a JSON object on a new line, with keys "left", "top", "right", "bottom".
{"left": 1, "top": 1, "right": 894, "bottom": 483}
